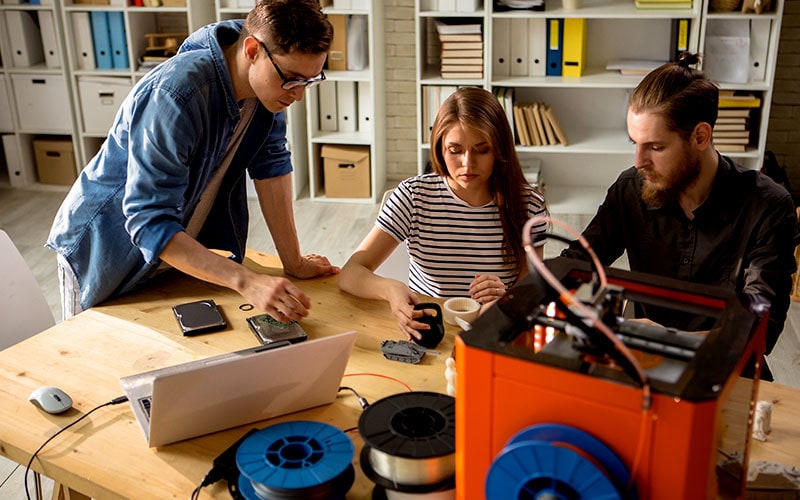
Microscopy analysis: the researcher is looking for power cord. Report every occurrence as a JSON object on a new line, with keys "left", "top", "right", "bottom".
{"left": 191, "top": 428, "right": 259, "bottom": 500}
{"left": 338, "top": 386, "right": 370, "bottom": 409}
{"left": 24, "top": 395, "right": 129, "bottom": 500}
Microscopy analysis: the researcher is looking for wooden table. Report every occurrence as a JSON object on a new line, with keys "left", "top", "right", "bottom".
{"left": 0, "top": 249, "right": 798, "bottom": 499}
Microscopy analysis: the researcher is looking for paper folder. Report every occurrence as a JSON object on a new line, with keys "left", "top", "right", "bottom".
{"left": 336, "top": 81, "right": 357, "bottom": 133}
{"left": 492, "top": 18, "right": 510, "bottom": 77}
{"left": 38, "top": 10, "right": 62, "bottom": 68}
{"left": 5, "top": 10, "right": 44, "bottom": 67}
{"left": 90, "top": 11, "right": 113, "bottom": 70}
{"left": 545, "top": 19, "right": 563, "bottom": 77}
{"left": 318, "top": 81, "right": 338, "bottom": 132}
{"left": 510, "top": 18, "right": 529, "bottom": 77}
{"left": 528, "top": 18, "right": 547, "bottom": 77}
{"left": 108, "top": 11, "right": 129, "bottom": 69}
{"left": 749, "top": 18, "right": 770, "bottom": 83}
{"left": 561, "top": 18, "right": 586, "bottom": 77}
{"left": 72, "top": 12, "right": 96, "bottom": 70}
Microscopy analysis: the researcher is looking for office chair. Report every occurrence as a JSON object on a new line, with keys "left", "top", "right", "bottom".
{"left": 0, "top": 229, "right": 55, "bottom": 350}
{"left": 374, "top": 190, "right": 410, "bottom": 284}
{"left": 0, "top": 230, "right": 57, "bottom": 499}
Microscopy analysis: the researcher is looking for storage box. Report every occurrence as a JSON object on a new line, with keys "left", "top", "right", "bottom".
{"left": 11, "top": 74, "right": 71, "bottom": 132}
{"left": 33, "top": 139, "right": 77, "bottom": 185}
{"left": 321, "top": 145, "right": 370, "bottom": 199}
{"left": 78, "top": 76, "right": 132, "bottom": 134}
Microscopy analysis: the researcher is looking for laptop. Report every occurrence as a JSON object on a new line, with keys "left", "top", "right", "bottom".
{"left": 119, "top": 330, "right": 357, "bottom": 447}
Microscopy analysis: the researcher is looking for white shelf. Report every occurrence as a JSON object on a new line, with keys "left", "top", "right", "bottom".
{"left": 415, "top": 0, "right": 783, "bottom": 214}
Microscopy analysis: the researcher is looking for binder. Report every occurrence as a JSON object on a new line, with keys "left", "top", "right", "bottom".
{"left": 545, "top": 19, "right": 563, "bottom": 77}
{"left": 509, "top": 18, "right": 529, "bottom": 77}
{"left": 327, "top": 14, "right": 347, "bottom": 71}
{"left": 108, "top": 11, "right": 129, "bottom": 69}
{"left": 670, "top": 19, "right": 690, "bottom": 62}
{"left": 561, "top": 18, "right": 586, "bottom": 77}
{"left": 356, "top": 81, "right": 372, "bottom": 133}
{"left": 5, "top": 10, "right": 44, "bottom": 67}
{"left": 38, "top": 10, "right": 61, "bottom": 68}
{"left": 492, "top": 18, "right": 510, "bottom": 77}
{"left": 90, "top": 11, "right": 113, "bottom": 70}
{"left": 71, "top": 12, "right": 96, "bottom": 70}
{"left": 318, "top": 82, "right": 338, "bottom": 131}
{"left": 528, "top": 18, "right": 547, "bottom": 77}
{"left": 749, "top": 18, "right": 770, "bottom": 83}
{"left": 336, "top": 81, "right": 357, "bottom": 132}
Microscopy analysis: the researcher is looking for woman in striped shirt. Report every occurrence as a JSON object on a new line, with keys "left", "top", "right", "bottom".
{"left": 339, "top": 87, "right": 548, "bottom": 341}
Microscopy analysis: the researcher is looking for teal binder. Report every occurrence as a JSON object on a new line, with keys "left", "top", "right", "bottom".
{"left": 108, "top": 11, "right": 129, "bottom": 69}
{"left": 90, "top": 11, "right": 113, "bottom": 70}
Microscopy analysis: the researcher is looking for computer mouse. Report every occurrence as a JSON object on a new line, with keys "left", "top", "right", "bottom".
{"left": 28, "top": 386, "right": 73, "bottom": 414}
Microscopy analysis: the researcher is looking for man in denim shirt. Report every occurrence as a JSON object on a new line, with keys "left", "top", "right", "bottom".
{"left": 47, "top": 0, "right": 338, "bottom": 322}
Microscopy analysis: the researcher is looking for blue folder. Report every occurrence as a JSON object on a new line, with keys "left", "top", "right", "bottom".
{"left": 545, "top": 18, "right": 563, "bottom": 77}
{"left": 108, "top": 11, "right": 129, "bottom": 69}
{"left": 90, "top": 11, "right": 113, "bottom": 70}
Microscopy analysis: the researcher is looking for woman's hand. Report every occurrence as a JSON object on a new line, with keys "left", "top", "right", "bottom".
{"left": 469, "top": 274, "right": 507, "bottom": 305}
{"left": 385, "top": 283, "right": 430, "bottom": 341}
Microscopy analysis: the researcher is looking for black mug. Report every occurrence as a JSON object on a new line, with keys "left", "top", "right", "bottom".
{"left": 413, "top": 302, "right": 445, "bottom": 348}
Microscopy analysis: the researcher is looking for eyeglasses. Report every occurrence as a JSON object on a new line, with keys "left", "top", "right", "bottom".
{"left": 254, "top": 37, "right": 326, "bottom": 90}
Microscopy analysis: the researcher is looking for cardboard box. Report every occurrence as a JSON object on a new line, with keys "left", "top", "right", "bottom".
{"left": 321, "top": 145, "right": 370, "bottom": 199}
{"left": 33, "top": 139, "right": 77, "bottom": 186}
{"left": 78, "top": 76, "right": 133, "bottom": 134}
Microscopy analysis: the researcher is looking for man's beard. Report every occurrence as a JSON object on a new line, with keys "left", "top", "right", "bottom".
{"left": 639, "top": 147, "right": 700, "bottom": 207}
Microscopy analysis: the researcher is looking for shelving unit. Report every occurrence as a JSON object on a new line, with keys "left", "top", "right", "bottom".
{"left": 416, "top": 0, "right": 782, "bottom": 215}
{"left": 0, "top": 2, "right": 77, "bottom": 187}
{"left": 304, "top": 1, "right": 385, "bottom": 203}
{"left": 62, "top": 0, "right": 215, "bottom": 168}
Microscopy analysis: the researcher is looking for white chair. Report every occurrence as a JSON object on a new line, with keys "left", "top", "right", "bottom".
{"left": 0, "top": 229, "right": 55, "bottom": 350}
{"left": 374, "top": 190, "right": 410, "bottom": 284}
{"left": 0, "top": 230, "right": 56, "bottom": 499}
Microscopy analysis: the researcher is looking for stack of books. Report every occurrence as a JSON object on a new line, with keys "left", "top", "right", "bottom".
{"left": 715, "top": 90, "right": 761, "bottom": 153}
{"left": 435, "top": 20, "right": 483, "bottom": 80}
{"left": 633, "top": 0, "right": 692, "bottom": 9}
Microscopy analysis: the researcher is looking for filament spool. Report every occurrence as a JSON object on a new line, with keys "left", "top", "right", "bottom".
{"left": 485, "top": 423, "right": 635, "bottom": 500}
{"left": 236, "top": 420, "right": 354, "bottom": 500}
{"left": 358, "top": 392, "right": 455, "bottom": 495}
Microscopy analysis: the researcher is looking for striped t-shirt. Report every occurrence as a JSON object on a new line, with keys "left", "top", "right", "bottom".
{"left": 377, "top": 174, "right": 548, "bottom": 298}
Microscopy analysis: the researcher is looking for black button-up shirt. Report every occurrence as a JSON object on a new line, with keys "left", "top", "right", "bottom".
{"left": 563, "top": 154, "right": 797, "bottom": 354}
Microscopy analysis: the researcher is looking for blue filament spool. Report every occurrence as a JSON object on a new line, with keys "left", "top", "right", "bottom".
{"left": 236, "top": 420, "right": 354, "bottom": 500}
{"left": 486, "top": 423, "right": 634, "bottom": 500}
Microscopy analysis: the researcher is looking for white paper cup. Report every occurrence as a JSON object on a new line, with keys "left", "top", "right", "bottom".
{"left": 443, "top": 297, "right": 480, "bottom": 326}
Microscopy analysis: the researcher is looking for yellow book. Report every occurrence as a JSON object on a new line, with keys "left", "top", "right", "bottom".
{"left": 562, "top": 18, "right": 586, "bottom": 77}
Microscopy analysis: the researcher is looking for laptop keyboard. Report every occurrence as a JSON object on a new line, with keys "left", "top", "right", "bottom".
{"left": 139, "top": 397, "right": 152, "bottom": 420}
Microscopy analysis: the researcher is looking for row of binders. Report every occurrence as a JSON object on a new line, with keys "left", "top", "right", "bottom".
{"left": 492, "top": 18, "right": 586, "bottom": 78}
{"left": 494, "top": 88, "right": 568, "bottom": 147}
{"left": 316, "top": 81, "right": 372, "bottom": 134}
{"left": 71, "top": 11, "right": 129, "bottom": 70}
{"left": 3, "top": 10, "right": 61, "bottom": 68}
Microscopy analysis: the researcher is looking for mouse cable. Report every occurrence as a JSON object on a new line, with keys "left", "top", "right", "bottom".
{"left": 338, "top": 386, "right": 370, "bottom": 409}
{"left": 24, "top": 395, "right": 128, "bottom": 500}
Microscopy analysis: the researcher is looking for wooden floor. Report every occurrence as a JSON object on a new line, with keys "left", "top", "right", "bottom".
{"left": 1, "top": 184, "right": 799, "bottom": 498}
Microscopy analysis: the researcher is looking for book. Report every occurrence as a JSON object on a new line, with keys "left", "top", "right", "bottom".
{"left": 513, "top": 105, "right": 530, "bottom": 146}
{"left": 441, "top": 41, "right": 483, "bottom": 50}
{"left": 605, "top": 59, "right": 665, "bottom": 76}
{"left": 524, "top": 105, "right": 542, "bottom": 145}
{"left": 718, "top": 90, "right": 762, "bottom": 109}
{"left": 438, "top": 33, "right": 483, "bottom": 43}
{"left": 715, "top": 143, "right": 746, "bottom": 153}
{"left": 716, "top": 117, "right": 748, "bottom": 125}
{"left": 543, "top": 105, "right": 568, "bottom": 146}
{"left": 441, "top": 64, "right": 484, "bottom": 72}
{"left": 435, "top": 20, "right": 482, "bottom": 35}
{"left": 717, "top": 108, "right": 752, "bottom": 118}
{"left": 440, "top": 71, "right": 484, "bottom": 79}
{"left": 441, "top": 49, "right": 483, "bottom": 58}
{"left": 541, "top": 105, "right": 557, "bottom": 145}
{"left": 713, "top": 123, "right": 747, "bottom": 131}
{"left": 441, "top": 58, "right": 484, "bottom": 66}
{"left": 532, "top": 104, "right": 547, "bottom": 146}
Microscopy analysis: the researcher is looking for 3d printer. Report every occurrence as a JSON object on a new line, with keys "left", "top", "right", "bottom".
{"left": 455, "top": 256, "right": 767, "bottom": 499}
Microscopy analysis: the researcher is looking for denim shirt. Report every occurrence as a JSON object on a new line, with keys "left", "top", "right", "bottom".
{"left": 46, "top": 20, "right": 292, "bottom": 309}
